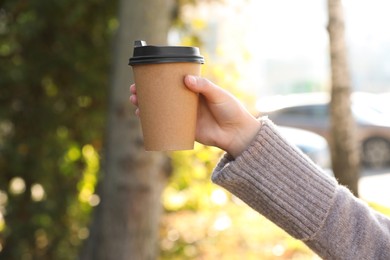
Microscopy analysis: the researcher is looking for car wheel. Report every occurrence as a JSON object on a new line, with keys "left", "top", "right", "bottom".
{"left": 362, "top": 137, "right": 390, "bottom": 168}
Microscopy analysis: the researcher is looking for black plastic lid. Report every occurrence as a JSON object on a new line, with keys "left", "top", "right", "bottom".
{"left": 129, "top": 40, "right": 204, "bottom": 66}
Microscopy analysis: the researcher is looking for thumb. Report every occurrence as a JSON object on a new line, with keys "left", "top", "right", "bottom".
{"left": 184, "top": 75, "right": 228, "bottom": 104}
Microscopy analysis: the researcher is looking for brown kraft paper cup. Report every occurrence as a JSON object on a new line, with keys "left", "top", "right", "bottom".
{"left": 133, "top": 63, "right": 200, "bottom": 151}
{"left": 129, "top": 41, "right": 204, "bottom": 151}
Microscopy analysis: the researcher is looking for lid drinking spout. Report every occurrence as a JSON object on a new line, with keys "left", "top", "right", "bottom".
{"left": 134, "top": 40, "right": 147, "bottom": 47}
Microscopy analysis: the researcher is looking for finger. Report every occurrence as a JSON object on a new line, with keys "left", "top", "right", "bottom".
{"left": 184, "top": 75, "right": 231, "bottom": 104}
{"left": 135, "top": 108, "right": 140, "bottom": 117}
{"left": 130, "top": 94, "right": 138, "bottom": 106}
{"left": 130, "top": 84, "right": 136, "bottom": 94}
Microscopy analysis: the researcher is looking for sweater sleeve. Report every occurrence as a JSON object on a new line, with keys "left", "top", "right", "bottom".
{"left": 211, "top": 117, "right": 390, "bottom": 259}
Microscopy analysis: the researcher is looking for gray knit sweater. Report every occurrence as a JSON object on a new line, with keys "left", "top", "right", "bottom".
{"left": 212, "top": 118, "right": 390, "bottom": 259}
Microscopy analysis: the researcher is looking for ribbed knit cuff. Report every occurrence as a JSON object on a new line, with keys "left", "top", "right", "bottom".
{"left": 211, "top": 117, "right": 338, "bottom": 240}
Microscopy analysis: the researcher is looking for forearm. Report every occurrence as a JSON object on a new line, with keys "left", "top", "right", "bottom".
{"left": 212, "top": 117, "right": 390, "bottom": 259}
{"left": 306, "top": 186, "right": 390, "bottom": 259}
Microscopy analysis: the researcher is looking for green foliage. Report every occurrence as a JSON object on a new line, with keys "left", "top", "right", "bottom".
{"left": 163, "top": 144, "right": 223, "bottom": 212}
{"left": 0, "top": 0, "right": 116, "bottom": 258}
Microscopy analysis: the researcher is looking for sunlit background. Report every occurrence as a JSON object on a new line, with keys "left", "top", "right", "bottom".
{"left": 171, "top": 0, "right": 390, "bottom": 97}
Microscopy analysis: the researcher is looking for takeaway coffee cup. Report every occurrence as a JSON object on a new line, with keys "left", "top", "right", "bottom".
{"left": 129, "top": 40, "right": 205, "bottom": 151}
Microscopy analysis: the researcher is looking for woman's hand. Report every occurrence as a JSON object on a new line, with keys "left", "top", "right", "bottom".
{"left": 130, "top": 76, "right": 261, "bottom": 157}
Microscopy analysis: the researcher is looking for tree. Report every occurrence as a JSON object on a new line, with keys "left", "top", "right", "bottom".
{"left": 0, "top": 0, "right": 115, "bottom": 259}
{"left": 81, "top": 0, "right": 174, "bottom": 259}
{"left": 327, "top": 0, "right": 360, "bottom": 196}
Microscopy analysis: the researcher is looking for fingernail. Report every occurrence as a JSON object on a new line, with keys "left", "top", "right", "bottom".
{"left": 186, "top": 75, "right": 196, "bottom": 85}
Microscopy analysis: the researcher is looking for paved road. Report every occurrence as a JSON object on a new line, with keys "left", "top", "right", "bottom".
{"left": 359, "top": 167, "right": 390, "bottom": 207}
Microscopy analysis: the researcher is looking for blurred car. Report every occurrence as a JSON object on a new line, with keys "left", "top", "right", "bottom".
{"left": 257, "top": 92, "right": 390, "bottom": 168}
{"left": 278, "top": 126, "right": 332, "bottom": 172}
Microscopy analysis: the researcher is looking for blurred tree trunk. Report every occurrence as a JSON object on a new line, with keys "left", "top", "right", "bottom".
{"left": 82, "top": 0, "right": 173, "bottom": 259}
{"left": 327, "top": 0, "right": 360, "bottom": 196}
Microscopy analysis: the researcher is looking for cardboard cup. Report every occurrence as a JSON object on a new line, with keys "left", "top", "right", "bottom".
{"left": 132, "top": 62, "right": 201, "bottom": 151}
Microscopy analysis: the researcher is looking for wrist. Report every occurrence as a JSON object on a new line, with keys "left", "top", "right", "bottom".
{"left": 226, "top": 116, "right": 261, "bottom": 158}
